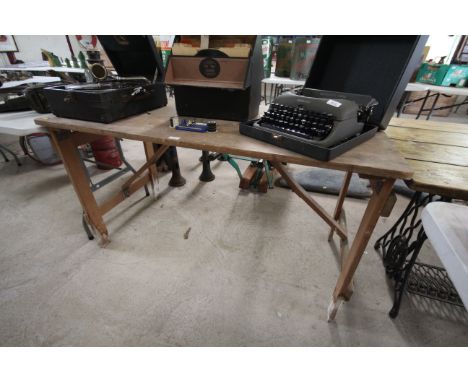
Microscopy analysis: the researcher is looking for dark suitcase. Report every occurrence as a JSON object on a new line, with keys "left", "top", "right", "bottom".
{"left": 0, "top": 95, "right": 31, "bottom": 112}
{"left": 43, "top": 35, "right": 167, "bottom": 123}
{"left": 24, "top": 82, "right": 63, "bottom": 113}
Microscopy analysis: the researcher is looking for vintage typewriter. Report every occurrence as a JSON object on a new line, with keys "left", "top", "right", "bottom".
{"left": 239, "top": 88, "right": 379, "bottom": 161}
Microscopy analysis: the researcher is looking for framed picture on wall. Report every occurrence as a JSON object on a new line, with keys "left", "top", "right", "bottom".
{"left": 0, "top": 35, "right": 18, "bottom": 52}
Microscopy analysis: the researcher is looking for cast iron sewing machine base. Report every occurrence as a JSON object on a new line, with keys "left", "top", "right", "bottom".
{"left": 374, "top": 191, "right": 462, "bottom": 318}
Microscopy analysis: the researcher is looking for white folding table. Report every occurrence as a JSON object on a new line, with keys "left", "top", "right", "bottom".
{"left": 0, "top": 76, "right": 61, "bottom": 89}
{"left": 0, "top": 110, "right": 47, "bottom": 165}
{"left": 0, "top": 110, "right": 144, "bottom": 239}
{"left": 401, "top": 82, "right": 468, "bottom": 120}
{"left": 0, "top": 75, "right": 60, "bottom": 162}
{"left": 0, "top": 110, "right": 47, "bottom": 136}
{"left": 261, "top": 74, "right": 306, "bottom": 104}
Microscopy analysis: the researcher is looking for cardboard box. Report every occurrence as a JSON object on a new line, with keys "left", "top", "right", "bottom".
{"left": 441, "top": 65, "right": 468, "bottom": 86}
{"left": 416, "top": 63, "right": 450, "bottom": 85}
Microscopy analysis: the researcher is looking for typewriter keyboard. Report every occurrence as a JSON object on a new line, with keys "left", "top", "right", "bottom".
{"left": 258, "top": 103, "right": 335, "bottom": 141}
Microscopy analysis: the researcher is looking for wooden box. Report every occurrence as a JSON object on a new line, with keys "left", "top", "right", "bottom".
{"left": 165, "top": 35, "right": 263, "bottom": 121}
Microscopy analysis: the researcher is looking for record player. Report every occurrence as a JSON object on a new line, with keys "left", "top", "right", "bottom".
{"left": 44, "top": 35, "right": 167, "bottom": 123}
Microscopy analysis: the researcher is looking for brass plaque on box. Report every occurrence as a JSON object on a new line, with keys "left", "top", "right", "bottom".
{"left": 199, "top": 58, "right": 220, "bottom": 78}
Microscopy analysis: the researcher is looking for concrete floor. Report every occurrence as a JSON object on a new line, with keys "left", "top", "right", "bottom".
{"left": 1, "top": 125, "right": 468, "bottom": 346}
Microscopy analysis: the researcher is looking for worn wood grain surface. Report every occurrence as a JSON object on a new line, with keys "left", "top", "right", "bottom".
{"left": 387, "top": 118, "right": 468, "bottom": 199}
{"left": 35, "top": 106, "right": 412, "bottom": 180}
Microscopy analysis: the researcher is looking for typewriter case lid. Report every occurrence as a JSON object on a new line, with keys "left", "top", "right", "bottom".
{"left": 97, "top": 35, "right": 165, "bottom": 82}
{"left": 304, "top": 35, "right": 428, "bottom": 130}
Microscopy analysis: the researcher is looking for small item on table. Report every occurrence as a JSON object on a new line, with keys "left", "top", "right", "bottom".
{"left": 170, "top": 117, "right": 217, "bottom": 133}
{"left": 175, "top": 119, "right": 208, "bottom": 133}
{"left": 207, "top": 121, "right": 217, "bottom": 132}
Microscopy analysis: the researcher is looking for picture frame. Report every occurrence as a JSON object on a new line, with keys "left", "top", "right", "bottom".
{"left": 0, "top": 35, "right": 18, "bottom": 52}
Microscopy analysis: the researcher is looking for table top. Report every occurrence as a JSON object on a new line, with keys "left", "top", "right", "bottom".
{"left": 405, "top": 82, "right": 430, "bottom": 92}
{"left": 386, "top": 118, "right": 468, "bottom": 199}
{"left": 406, "top": 82, "right": 468, "bottom": 96}
{"left": 0, "top": 76, "right": 61, "bottom": 89}
{"left": 0, "top": 65, "right": 85, "bottom": 74}
{"left": 35, "top": 106, "right": 412, "bottom": 180}
{"left": 262, "top": 74, "right": 306, "bottom": 87}
{"left": 0, "top": 111, "right": 47, "bottom": 136}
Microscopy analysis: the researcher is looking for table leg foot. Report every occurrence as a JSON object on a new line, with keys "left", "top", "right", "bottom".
{"left": 199, "top": 150, "right": 215, "bottom": 182}
{"left": 150, "top": 180, "right": 157, "bottom": 199}
{"left": 327, "top": 297, "right": 344, "bottom": 322}
{"left": 98, "top": 233, "right": 110, "bottom": 247}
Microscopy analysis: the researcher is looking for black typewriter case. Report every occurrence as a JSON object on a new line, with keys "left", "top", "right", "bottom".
{"left": 43, "top": 36, "right": 167, "bottom": 123}
{"left": 239, "top": 119, "right": 378, "bottom": 161}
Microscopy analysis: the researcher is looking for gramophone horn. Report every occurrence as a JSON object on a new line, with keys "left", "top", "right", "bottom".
{"left": 90, "top": 63, "right": 108, "bottom": 81}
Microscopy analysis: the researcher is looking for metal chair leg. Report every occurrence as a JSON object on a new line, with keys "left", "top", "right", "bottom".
{"left": 0, "top": 146, "right": 9, "bottom": 162}
{"left": 0, "top": 144, "right": 21, "bottom": 166}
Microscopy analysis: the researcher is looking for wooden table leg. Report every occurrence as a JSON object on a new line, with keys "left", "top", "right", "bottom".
{"left": 121, "top": 144, "right": 168, "bottom": 193}
{"left": 143, "top": 141, "right": 157, "bottom": 196}
{"left": 328, "top": 171, "right": 352, "bottom": 241}
{"left": 49, "top": 129, "right": 110, "bottom": 246}
{"left": 273, "top": 161, "right": 348, "bottom": 240}
{"left": 143, "top": 141, "right": 157, "bottom": 178}
{"left": 327, "top": 177, "right": 395, "bottom": 321}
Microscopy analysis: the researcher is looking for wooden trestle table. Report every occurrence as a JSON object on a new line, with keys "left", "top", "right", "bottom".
{"left": 35, "top": 107, "right": 412, "bottom": 321}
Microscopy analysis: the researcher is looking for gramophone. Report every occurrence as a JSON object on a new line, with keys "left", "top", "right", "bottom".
{"left": 43, "top": 35, "right": 167, "bottom": 123}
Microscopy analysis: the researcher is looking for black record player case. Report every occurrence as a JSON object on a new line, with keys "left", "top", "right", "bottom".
{"left": 44, "top": 36, "right": 167, "bottom": 123}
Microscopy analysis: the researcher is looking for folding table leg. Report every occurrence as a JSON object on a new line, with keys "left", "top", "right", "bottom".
{"left": 328, "top": 171, "right": 352, "bottom": 241}
{"left": 49, "top": 130, "right": 110, "bottom": 246}
{"left": 328, "top": 177, "right": 395, "bottom": 321}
